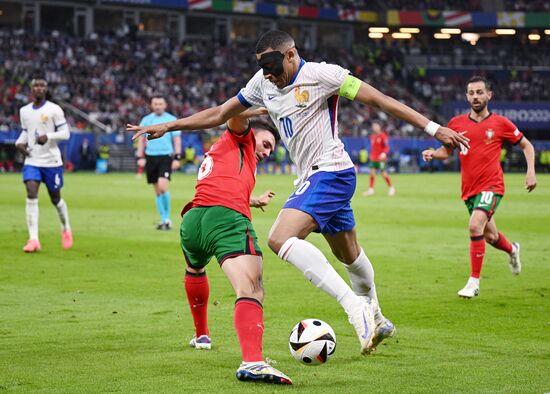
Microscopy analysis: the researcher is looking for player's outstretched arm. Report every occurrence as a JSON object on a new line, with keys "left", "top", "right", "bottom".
{"left": 128, "top": 97, "right": 247, "bottom": 140}
{"left": 422, "top": 147, "right": 452, "bottom": 162}
{"left": 349, "top": 78, "right": 469, "bottom": 149}
{"left": 517, "top": 137, "right": 537, "bottom": 192}
{"left": 250, "top": 190, "right": 275, "bottom": 212}
{"left": 227, "top": 107, "right": 268, "bottom": 135}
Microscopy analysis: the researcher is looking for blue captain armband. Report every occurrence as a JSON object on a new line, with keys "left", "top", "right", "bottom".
{"left": 338, "top": 75, "right": 361, "bottom": 100}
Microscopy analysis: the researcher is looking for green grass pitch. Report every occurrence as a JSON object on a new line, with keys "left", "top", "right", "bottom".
{"left": 1, "top": 172, "right": 549, "bottom": 393}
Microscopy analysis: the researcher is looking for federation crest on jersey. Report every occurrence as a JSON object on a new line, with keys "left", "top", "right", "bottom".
{"left": 294, "top": 87, "right": 309, "bottom": 108}
{"left": 484, "top": 128, "right": 495, "bottom": 144}
{"left": 40, "top": 114, "right": 49, "bottom": 123}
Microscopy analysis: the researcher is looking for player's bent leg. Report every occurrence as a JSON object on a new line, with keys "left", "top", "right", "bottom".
{"left": 460, "top": 210, "right": 490, "bottom": 298}
{"left": 267, "top": 208, "right": 318, "bottom": 254}
{"left": 222, "top": 255, "right": 292, "bottom": 385}
{"left": 185, "top": 265, "right": 211, "bottom": 350}
{"left": 484, "top": 219, "right": 520, "bottom": 275}
{"left": 48, "top": 189, "right": 73, "bottom": 250}
{"left": 323, "top": 229, "right": 394, "bottom": 350}
{"left": 23, "top": 180, "right": 41, "bottom": 252}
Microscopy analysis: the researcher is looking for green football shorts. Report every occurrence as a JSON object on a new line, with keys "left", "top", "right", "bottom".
{"left": 464, "top": 191, "right": 503, "bottom": 219}
{"left": 180, "top": 206, "right": 262, "bottom": 268}
{"left": 369, "top": 161, "right": 385, "bottom": 170}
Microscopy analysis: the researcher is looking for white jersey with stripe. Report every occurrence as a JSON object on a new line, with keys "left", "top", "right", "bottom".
{"left": 238, "top": 60, "right": 354, "bottom": 185}
{"left": 15, "top": 101, "right": 70, "bottom": 167}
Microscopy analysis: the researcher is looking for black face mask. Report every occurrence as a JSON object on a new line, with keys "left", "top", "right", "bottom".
{"left": 258, "top": 51, "right": 285, "bottom": 77}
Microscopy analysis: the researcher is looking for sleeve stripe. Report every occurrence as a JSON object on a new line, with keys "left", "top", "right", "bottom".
{"left": 513, "top": 136, "right": 524, "bottom": 146}
{"left": 236, "top": 92, "right": 252, "bottom": 108}
{"left": 54, "top": 122, "right": 67, "bottom": 130}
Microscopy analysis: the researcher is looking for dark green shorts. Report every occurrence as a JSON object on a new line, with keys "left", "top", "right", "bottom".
{"left": 180, "top": 206, "right": 262, "bottom": 269}
{"left": 369, "top": 161, "right": 385, "bottom": 170}
{"left": 464, "top": 191, "right": 503, "bottom": 219}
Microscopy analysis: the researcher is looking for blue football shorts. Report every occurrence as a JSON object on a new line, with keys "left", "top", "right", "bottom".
{"left": 282, "top": 168, "right": 356, "bottom": 235}
{"left": 22, "top": 165, "right": 64, "bottom": 191}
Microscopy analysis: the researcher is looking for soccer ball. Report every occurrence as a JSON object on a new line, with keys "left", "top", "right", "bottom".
{"left": 288, "top": 319, "right": 336, "bottom": 366}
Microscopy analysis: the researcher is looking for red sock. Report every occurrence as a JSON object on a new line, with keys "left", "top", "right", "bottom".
{"left": 184, "top": 271, "right": 209, "bottom": 337}
{"left": 234, "top": 298, "right": 264, "bottom": 363}
{"left": 470, "top": 235, "right": 486, "bottom": 279}
{"left": 490, "top": 232, "right": 513, "bottom": 254}
{"left": 369, "top": 175, "right": 375, "bottom": 188}
{"left": 383, "top": 173, "right": 392, "bottom": 187}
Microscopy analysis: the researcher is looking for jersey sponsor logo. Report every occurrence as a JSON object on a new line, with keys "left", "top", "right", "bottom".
{"left": 484, "top": 128, "right": 495, "bottom": 144}
{"left": 294, "top": 87, "right": 309, "bottom": 108}
{"left": 197, "top": 156, "right": 213, "bottom": 180}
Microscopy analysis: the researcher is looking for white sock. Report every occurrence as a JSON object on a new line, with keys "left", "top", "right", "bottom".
{"left": 26, "top": 198, "right": 39, "bottom": 240}
{"left": 278, "top": 237, "right": 361, "bottom": 314}
{"left": 344, "top": 249, "right": 384, "bottom": 323}
{"left": 55, "top": 199, "right": 71, "bottom": 231}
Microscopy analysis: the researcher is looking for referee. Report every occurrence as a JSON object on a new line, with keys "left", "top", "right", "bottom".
{"left": 136, "top": 95, "right": 182, "bottom": 230}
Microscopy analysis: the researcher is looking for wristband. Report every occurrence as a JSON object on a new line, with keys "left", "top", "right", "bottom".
{"left": 173, "top": 154, "right": 182, "bottom": 161}
{"left": 424, "top": 121, "right": 440, "bottom": 137}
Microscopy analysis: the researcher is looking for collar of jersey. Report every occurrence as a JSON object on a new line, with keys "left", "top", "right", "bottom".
{"left": 289, "top": 59, "right": 306, "bottom": 85}
{"left": 32, "top": 101, "right": 47, "bottom": 110}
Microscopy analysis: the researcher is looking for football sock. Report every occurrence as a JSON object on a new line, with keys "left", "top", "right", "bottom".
{"left": 55, "top": 199, "right": 71, "bottom": 231}
{"left": 489, "top": 232, "right": 513, "bottom": 254}
{"left": 234, "top": 298, "right": 264, "bottom": 363}
{"left": 184, "top": 271, "right": 209, "bottom": 337}
{"left": 161, "top": 192, "right": 171, "bottom": 223}
{"left": 279, "top": 237, "right": 361, "bottom": 314}
{"left": 369, "top": 175, "right": 375, "bottom": 188}
{"left": 155, "top": 194, "right": 165, "bottom": 223}
{"left": 383, "top": 174, "right": 392, "bottom": 187}
{"left": 470, "top": 235, "right": 485, "bottom": 279}
{"left": 344, "top": 249, "right": 383, "bottom": 323}
{"left": 26, "top": 198, "right": 39, "bottom": 240}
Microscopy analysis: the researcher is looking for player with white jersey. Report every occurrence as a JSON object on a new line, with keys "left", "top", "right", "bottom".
{"left": 128, "top": 30, "right": 469, "bottom": 355}
{"left": 15, "top": 77, "right": 73, "bottom": 252}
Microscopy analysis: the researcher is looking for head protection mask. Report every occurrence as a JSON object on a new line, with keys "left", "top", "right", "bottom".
{"left": 258, "top": 51, "right": 285, "bottom": 77}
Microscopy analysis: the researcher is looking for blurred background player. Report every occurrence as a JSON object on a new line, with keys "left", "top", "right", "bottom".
{"left": 15, "top": 77, "right": 72, "bottom": 252}
{"left": 422, "top": 76, "right": 537, "bottom": 298}
{"left": 363, "top": 120, "right": 395, "bottom": 196}
{"left": 128, "top": 29, "right": 469, "bottom": 355}
{"left": 136, "top": 96, "right": 181, "bottom": 230}
{"left": 179, "top": 109, "right": 292, "bottom": 384}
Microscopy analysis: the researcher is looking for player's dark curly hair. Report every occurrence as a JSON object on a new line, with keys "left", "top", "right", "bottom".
{"left": 250, "top": 119, "right": 280, "bottom": 144}
{"left": 256, "top": 30, "right": 294, "bottom": 53}
{"left": 467, "top": 76, "right": 491, "bottom": 91}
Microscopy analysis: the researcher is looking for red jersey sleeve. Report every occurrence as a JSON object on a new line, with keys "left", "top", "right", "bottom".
{"left": 498, "top": 116, "right": 523, "bottom": 145}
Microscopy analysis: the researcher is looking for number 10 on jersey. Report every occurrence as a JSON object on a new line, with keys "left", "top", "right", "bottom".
{"left": 280, "top": 117, "right": 294, "bottom": 139}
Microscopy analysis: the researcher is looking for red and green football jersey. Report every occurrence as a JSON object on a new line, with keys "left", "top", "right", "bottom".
{"left": 369, "top": 132, "right": 389, "bottom": 162}
{"left": 447, "top": 113, "right": 523, "bottom": 200}
{"left": 191, "top": 128, "right": 257, "bottom": 220}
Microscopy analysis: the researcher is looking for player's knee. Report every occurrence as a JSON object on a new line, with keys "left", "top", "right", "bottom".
{"left": 468, "top": 222, "right": 484, "bottom": 236}
{"left": 484, "top": 232, "right": 498, "bottom": 244}
{"left": 235, "top": 279, "right": 264, "bottom": 303}
{"left": 26, "top": 191, "right": 38, "bottom": 199}
{"left": 49, "top": 194, "right": 61, "bottom": 205}
{"left": 267, "top": 233, "right": 284, "bottom": 254}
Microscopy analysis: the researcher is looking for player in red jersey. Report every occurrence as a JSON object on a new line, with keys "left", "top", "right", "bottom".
{"left": 178, "top": 109, "right": 292, "bottom": 384}
{"left": 363, "top": 121, "right": 395, "bottom": 197}
{"left": 422, "top": 76, "right": 537, "bottom": 298}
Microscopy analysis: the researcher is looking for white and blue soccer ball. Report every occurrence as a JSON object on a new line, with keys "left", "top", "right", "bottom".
{"left": 289, "top": 319, "right": 336, "bottom": 366}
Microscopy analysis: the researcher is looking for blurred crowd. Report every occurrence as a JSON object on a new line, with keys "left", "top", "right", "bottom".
{"left": 1, "top": 29, "right": 548, "bottom": 137}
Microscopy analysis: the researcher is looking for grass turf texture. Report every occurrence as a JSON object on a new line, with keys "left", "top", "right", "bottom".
{"left": 1, "top": 172, "right": 549, "bottom": 393}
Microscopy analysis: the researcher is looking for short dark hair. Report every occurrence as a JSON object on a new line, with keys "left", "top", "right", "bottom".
{"left": 250, "top": 119, "right": 280, "bottom": 144}
{"left": 150, "top": 95, "right": 166, "bottom": 102}
{"left": 466, "top": 76, "right": 491, "bottom": 91}
{"left": 256, "top": 30, "right": 294, "bottom": 54}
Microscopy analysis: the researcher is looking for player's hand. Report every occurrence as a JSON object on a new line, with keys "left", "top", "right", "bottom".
{"left": 16, "top": 143, "right": 30, "bottom": 156}
{"left": 253, "top": 190, "right": 275, "bottom": 211}
{"left": 434, "top": 126, "right": 470, "bottom": 150}
{"left": 422, "top": 149, "right": 434, "bottom": 162}
{"left": 525, "top": 171, "right": 537, "bottom": 192}
{"left": 244, "top": 107, "right": 268, "bottom": 118}
{"left": 378, "top": 152, "right": 387, "bottom": 161}
{"left": 36, "top": 135, "right": 48, "bottom": 145}
{"left": 171, "top": 159, "right": 181, "bottom": 171}
{"left": 128, "top": 123, "right": 169, "bottom": 141}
